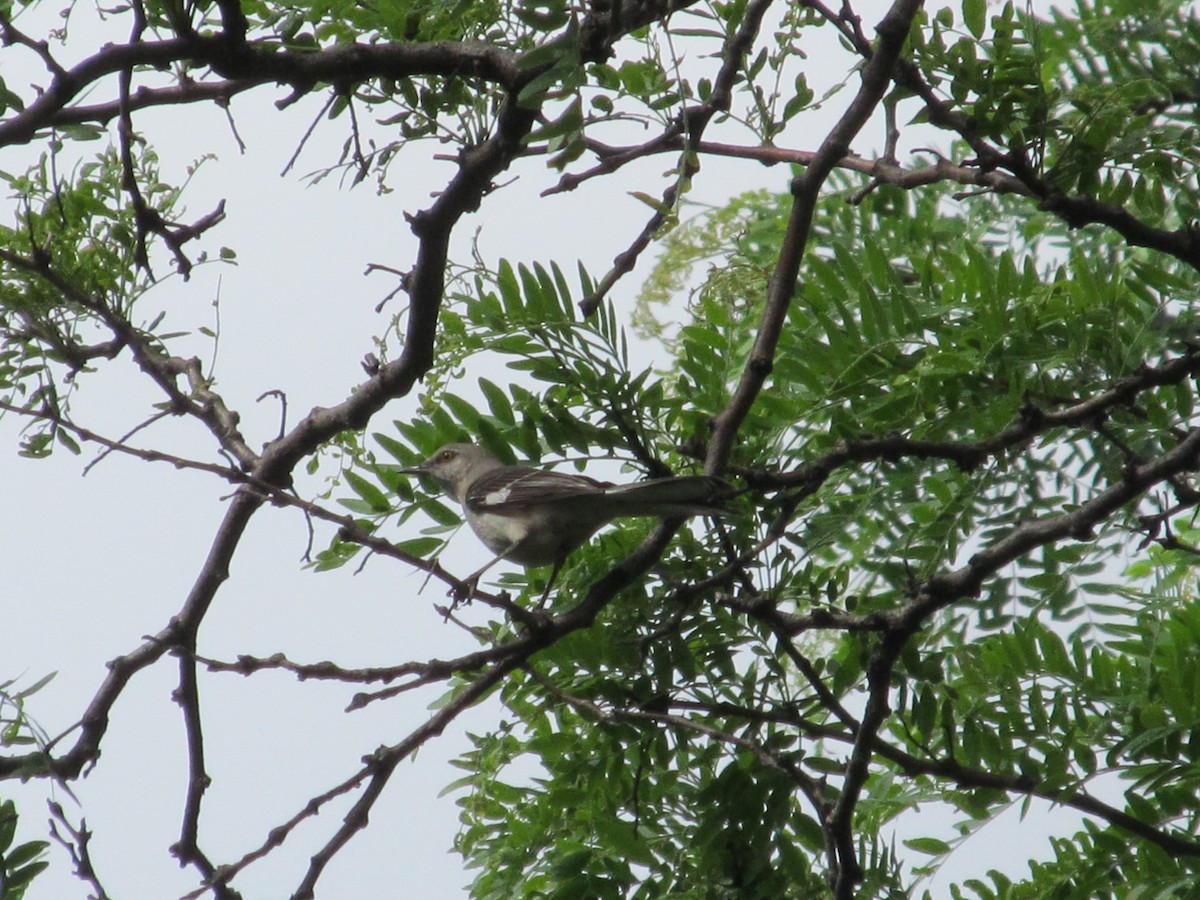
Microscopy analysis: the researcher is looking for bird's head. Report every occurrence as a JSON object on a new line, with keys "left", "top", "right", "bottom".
{"left": 400, "top": 442, "right": 499, "bottom": 503}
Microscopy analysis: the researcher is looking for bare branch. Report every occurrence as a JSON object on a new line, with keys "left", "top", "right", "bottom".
{"left": 0, "top": 247, "right": 254, "bottom": 465}
{"left": 45, "top": 79, "right": 260, "bottom": 132}
{"left": 47, "top": 803, "right": 115, "bottom": 900}
{"left": 0, "top": 37, "right": 523, "bottom": 148}
{"left": 576, "top": 0, "right": 776, "bottom": 316}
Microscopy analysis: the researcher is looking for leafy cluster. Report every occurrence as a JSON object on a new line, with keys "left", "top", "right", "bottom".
{"left": 360, "top": 166, "right": 1200, "bottom": 896}
{"left": 0, "top": 798, "right": 46, "bottom": 900}
{"left": 0, "top": 679, "right": 51, "bottom": 900}
{"left": 0, "top": 147, "right": 194, "bottom": 455}
{"left": 914, "top": 0, "right": 1200, "bottom": 212}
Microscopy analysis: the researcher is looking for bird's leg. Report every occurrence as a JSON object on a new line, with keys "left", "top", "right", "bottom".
{"left": 534, "top": 557, "right": 566, "bottom": 609}
{"left": 452, "top": 554, "right": 503, "bottom": 607}
{"left": 451, "top": 534, "right": 528, "bottom": 608}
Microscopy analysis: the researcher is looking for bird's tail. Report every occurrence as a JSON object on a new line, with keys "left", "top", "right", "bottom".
{"left": 602, "top": 475, "right": 735, "bottom": 518}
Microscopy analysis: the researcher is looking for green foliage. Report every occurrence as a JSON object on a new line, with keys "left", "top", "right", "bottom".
{"left": 0, "top": 799, "right": 47, "bottom": 900}
{"left": 362, "top": 165, "right": 1200, "bottom": 894}
{"left": 0, "top": 678, "right": 52, "bottom": 899}
{"left": 914, "top": 0, "right": 1200, "bottom": 214}
{"left": 0, "top": 148, "right": 170, "bottom": 313}
{"left": 642, "top": 171, "right": 1197, "bottom": 610}
{"left": 0, "top": 146, "right": 208, "bottom": 456}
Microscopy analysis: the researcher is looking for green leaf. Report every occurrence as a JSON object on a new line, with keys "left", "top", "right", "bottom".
{"left": 963, "top": 0, "right": 985, "bottom": 39}
{"left": 397, "top": 537, "right": 444, "bottom": 558}
{"left": 628, "top": 191, "right": 672, "bottom": 216}
{"left": 904, "top": 837, "right": 952, "bottom": 855}
{"left": 375, "top": 432, "right": 416, "bottom": 464}
{"left": 344, "top": 470, "right": 391, "bottom": 514}
{"left": 479, "top": 378, "right": 515, "bottom": 425}
{"left": 4, "top": 838, "right": 49, "bottom": 868}
{"left": 1035, "top": 625, "right": 1072, "bottom": 676}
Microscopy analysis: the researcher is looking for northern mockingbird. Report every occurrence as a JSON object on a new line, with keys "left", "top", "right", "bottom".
{"left": 401, "top": 442, "right": 731, "bottom": 605}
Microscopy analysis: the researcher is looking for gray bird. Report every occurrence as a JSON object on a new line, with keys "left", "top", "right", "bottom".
{"left": 401, "top": 442, "right": 731, "bottom": 606}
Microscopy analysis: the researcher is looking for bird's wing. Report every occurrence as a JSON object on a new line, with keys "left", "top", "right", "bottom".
{"left": 465, "top": 467, "right": 613, "bottom": 512}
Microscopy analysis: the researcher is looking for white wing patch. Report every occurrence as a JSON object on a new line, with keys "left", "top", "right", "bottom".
{"left": 481, "top": 484, "right": 513, "bottom": 506}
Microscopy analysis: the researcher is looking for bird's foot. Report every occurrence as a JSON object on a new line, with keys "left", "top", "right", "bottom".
{"left": 440, "top": 576, "right": 480, "bottom": 620}
{"left": 450, "top": 575, "right": 479, "bottom": 603}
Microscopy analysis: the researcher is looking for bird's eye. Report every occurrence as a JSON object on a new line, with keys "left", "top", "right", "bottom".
{"left": 440, "top": 450, "right": 455, "bottom": 461}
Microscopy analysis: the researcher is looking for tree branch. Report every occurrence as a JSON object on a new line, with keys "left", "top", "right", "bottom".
{"left": 576, "top": 0, "right": 776, "bottom": 316}
{"left": 0, "top": 35, "right": 522, "bottom": 148}
{"left": 706, "top": 0, "right": 925, "bottom": 477}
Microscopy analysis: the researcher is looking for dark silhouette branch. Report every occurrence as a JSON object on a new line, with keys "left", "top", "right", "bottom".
{"left": 706, "top": 0, "right": 925, "bottom": 480}
{"left": 677, "top": 697, "right": 1200, "bottom": 860}
{"left": 574, "top": 0, "right": 776, "bottom": 315}
{"left": 47, "top": 803, "right": 115, "bottom": 900}
{"left": 0, "top": 33, "right": 523, "bottom": 147}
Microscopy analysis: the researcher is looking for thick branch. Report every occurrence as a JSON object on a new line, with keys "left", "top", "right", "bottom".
{"left": 745, "top": 348, "right": 1200, "bottom": 492}
{"left": 880, "top": 742, "right": 1200, "bottom": 859}
{"left": 706, "top": 0, "right": 925, "bottom": 476}
{"left": 0, "top": 36, "right": 521, "bottom": 147}
{"left": 917, "top": 423, "right": 1200, "bottom": 618}
{"left": 688, "top": 698, "right": 1200, "bottom": 860}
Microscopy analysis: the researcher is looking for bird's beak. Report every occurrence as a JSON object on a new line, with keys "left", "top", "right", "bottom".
{"left": 398, "top": 462, "right": 428, "bottom": 476}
